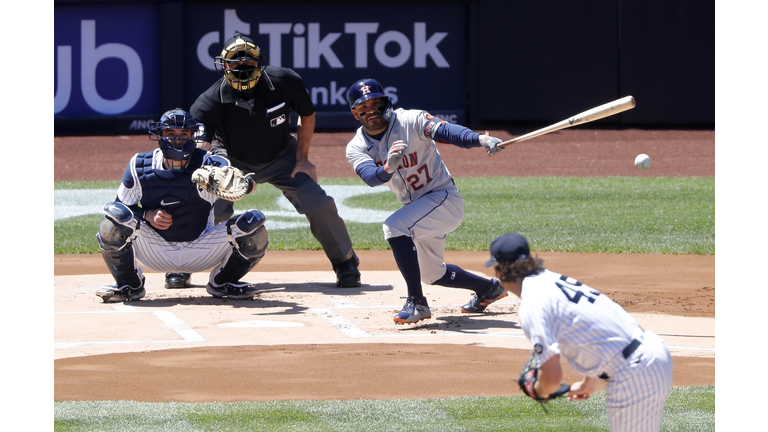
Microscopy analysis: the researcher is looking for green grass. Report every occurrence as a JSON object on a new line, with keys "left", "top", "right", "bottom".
{"left": 54, "top": 386, "right": 714, "bottom": 431}
{"left": 54, "top": 177, "right": 714, "bottom": 255}
{"left": 53, "top": 177, "right": 715, "bottom": 429}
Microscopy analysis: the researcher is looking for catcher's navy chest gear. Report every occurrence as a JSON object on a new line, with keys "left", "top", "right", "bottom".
{"left": 126, "top": 149, "right": 212, "bottom": 242}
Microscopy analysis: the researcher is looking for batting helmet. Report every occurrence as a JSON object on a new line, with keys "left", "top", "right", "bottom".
{"left": 347, "top": 78, "right": 393, "bottom": 121}
{"left": 148, "top": 109, "right": 204, "bottom": 171}
{"left": 214, "top": 33, "right": 266, "bottom": 92}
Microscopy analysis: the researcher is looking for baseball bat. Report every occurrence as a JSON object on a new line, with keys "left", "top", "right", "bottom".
{"left": 497, "top": 96, "right": 636, "bottom": 148}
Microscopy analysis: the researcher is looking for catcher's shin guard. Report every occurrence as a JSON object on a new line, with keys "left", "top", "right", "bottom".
{"left": 214, "top": 210, "right": 269, "bottom": 284}
{"left": 96, "top": 202, "right": 143, "bottom": 289}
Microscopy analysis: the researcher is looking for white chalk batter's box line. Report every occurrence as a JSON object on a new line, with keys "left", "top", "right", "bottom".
{"left": 54, "top": 304, "right": 206, "bottom": 349}
{"left": 313, "top": 297, "right": 715, "bottom": 352}
{"left": 53, "top": 303, "right": 714, "bottom": 353}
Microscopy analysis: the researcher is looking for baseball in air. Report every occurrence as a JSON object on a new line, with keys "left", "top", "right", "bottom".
{"left": 634, "top": 154, "right": 651, "bottom": 170}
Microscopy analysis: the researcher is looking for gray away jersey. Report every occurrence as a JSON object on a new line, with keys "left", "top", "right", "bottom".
{"left": 346, "top": 108, "right": 455, "bottom": 205}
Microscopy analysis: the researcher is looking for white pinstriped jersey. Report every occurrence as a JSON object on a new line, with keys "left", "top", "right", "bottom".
{"left": 518, "top": 269, "right": 644, "bottom": 376}
{"left": 346, "top": 108, "right": 455, "bottom": 205}
{"left": 518, "top": 269, "right": 673, "bottom": 432}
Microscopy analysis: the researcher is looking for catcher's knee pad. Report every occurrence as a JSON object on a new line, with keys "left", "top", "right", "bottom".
{"left": 97, "top": 202, "right": 138, "bottom": 251}
{"left": 96, "top": 202, "right": 142, "bottom": 288}
{"left": 227, "top": 210, "right": 268, "bottom": 259}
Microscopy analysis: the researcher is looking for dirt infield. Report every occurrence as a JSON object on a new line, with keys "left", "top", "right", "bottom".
{"left": 54, "top": 128, "right": 715, "bottom": 402}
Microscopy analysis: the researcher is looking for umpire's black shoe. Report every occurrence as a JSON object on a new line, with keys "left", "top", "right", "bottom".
{"left": 334, "top": 254, "right": 361, "bottom": 288}
{"left": 164, "top": 272, "right": 191, "bottom": 289}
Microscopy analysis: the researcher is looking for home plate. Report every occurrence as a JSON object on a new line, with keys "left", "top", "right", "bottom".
{"left": 218, "top": 320, "right": 306, "bottom": 328}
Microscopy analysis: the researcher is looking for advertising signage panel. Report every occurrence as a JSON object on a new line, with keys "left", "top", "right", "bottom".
{"left": 54, "top": 1, "right": 466, "bottom": 133}
{"left": 184, "top": 3, "right": 467, "bottom": 127}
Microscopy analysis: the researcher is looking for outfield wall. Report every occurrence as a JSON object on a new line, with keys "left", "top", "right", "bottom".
{"left": 54, "top": 0, "right": 714, "bottom": 135}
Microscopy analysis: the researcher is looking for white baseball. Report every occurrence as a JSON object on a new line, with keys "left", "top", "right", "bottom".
{"left": 634, "top": 154, "right": 651, "bottom": 170}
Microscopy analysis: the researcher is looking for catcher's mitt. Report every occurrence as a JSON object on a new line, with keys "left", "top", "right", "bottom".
{"left": 517, "top": 353, "right": 571, "bottom": 403}
{"left": 191, "top": 165, "right": 254, "bottom": 202}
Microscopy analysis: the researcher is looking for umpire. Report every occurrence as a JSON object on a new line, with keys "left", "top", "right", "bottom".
{"left": 190, "top": 33, "right": 360, "bottom": 287}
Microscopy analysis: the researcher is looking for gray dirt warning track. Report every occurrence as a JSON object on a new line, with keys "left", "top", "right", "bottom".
{"left": 54, "top": 128, "right": 715, "bottom": 402}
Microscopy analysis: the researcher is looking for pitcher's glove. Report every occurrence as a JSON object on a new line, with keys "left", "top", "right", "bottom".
{"left": 518, "top": 353, "right": 571, "bottom": 402}
{"left": 191, "top": 165, "right": 254, "bottom": 202}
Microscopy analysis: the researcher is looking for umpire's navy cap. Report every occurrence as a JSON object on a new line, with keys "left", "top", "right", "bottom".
{"left": 485, "top": 233, "right": 531, "bottom": 267}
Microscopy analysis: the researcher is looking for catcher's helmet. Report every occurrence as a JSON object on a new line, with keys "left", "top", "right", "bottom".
{"left": 347, "top": 78, "right": 393, "bottom": 121}
{"left": 148, "top": 109, "right": 204, "bottom": 171}
{"left": 214, "top": 33, "right": 266, "bottom": 92}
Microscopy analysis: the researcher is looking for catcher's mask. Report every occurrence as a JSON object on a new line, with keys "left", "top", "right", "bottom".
{"left": 148, "top": 108, "right": 204, "bottom": 172}
{"left": 347, "top": 78, "right": 393, "bottom": 121}
{"left": 214, "top": 33, "right": 266, "bottom": 93}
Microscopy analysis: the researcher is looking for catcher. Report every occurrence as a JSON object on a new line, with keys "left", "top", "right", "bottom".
{"left": 487, "top": 233, "right": 673, "bottom": 431}
{"left": 95, "top": 108, "right": 268, "bottom": 302}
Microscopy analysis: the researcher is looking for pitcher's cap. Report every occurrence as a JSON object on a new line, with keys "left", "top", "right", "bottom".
{"left": 484, "top": 233, "right": 531, "bottom": 267}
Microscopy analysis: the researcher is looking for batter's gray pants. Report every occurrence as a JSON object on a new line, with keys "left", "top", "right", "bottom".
{"left": 212, "top": 142, "right": 355, "bottom": 265}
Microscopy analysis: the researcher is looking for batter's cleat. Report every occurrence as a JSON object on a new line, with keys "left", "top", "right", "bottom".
{"left": 206, "top": 281, "right": 259, "bottom": 300}
{"left": 164, "top": 272, "right": 191, "bottom": 289}
{"left": 334, "top": 254, "right": 361, "bottom": 288}
{"left": 96, "top": 277, "right": 146, "bottom": 303}
{"left": 393, "top": 295, "right": 432, "bottom": 324}
{"left": 461, "top": 278, "right": 508, "bottom": 313}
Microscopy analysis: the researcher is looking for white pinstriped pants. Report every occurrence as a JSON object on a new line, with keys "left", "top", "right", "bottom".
{"left": 605, "top": 331, "right": 674, "bottom": 432}
{"left": 132, "top": 221, "right": 241, "bottom": 276}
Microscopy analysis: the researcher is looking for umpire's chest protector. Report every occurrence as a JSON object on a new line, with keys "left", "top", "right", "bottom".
{"left": 134, "top": 150, "right": 211, "bottom": 242}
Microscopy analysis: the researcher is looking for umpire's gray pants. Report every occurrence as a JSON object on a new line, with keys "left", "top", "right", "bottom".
{"left": 213, "top": 143, "right": 355, "bottom": 265}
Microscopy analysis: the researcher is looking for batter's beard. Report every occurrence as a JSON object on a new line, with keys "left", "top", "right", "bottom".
{"left": 362, "top": 116, "right": 388, "bottom": 135}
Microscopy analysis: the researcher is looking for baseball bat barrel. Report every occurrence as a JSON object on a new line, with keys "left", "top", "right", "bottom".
{"left": 498, "top": 96, "right": 636, "bottom": 148}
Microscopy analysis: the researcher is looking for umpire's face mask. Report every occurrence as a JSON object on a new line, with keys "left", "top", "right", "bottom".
{"left": 224, "top": 60, "right": 262, "bottom": 93}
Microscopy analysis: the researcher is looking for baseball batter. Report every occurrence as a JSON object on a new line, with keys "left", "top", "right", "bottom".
{"left": 345, "top": 78, "right": 507, "bottom": 324}
{"left": 486, "top": 233, "right": 673, "bottom": 432}
{"left": 95, "top": 109, "right": 269, "bottom": 302}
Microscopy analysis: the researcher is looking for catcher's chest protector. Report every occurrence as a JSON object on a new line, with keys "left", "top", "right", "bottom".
{"left": 134, "top": 150, "right": 211, "bottom": 242}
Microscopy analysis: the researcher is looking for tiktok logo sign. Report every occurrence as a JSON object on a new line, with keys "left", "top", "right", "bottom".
{"left": 54, "top": 4, "right": 158, "bottom": 116}
{"left": 194, "top": 9, "right": 450, "bottom": 70}
{"left": 187, "top": 7, "right": 458, "bottom": 116}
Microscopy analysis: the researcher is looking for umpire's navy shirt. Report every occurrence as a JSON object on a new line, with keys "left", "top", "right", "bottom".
{"left": 190, "top": 65, "right": 316, "bottom": 164}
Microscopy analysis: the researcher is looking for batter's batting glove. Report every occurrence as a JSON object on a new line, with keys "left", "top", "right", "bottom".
{"left": 385, "top": 141, "right": 408, "bottom": 174}
{"left": 479, "top": 134, "right": 504, "bottom": 156}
